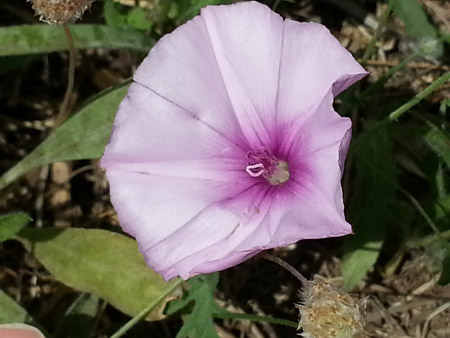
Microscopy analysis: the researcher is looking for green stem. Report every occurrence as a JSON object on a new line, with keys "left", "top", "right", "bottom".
{"left": 272, "top": 0, "right": 281, "bottom": 11}
{"left": 408, "top": 229, "right": 450, "bottom": 248}
{"left": 341, "top": 50, "right": 420, "bottom": 117}
{"left": 404, "top": 190, "right": 442, "bottom": 238}
{"left": 357, "top": 154, "right": 441, "bottom": 237}
{"left": 352, "top": 72, "right": 450, "bottom": 149}
{"left": 109, "top": 278, "right": 183, "bottom": 338}
{"left": 349, "top": 72, "right": 450, "bottom": 242}
{"left": 214, "top": 310, "right": 298, "bottom": 328}
{"left": 361, "top": 1, "right": 393, "bottom": 65}
{"left": 362, "top": 52, "right": 419, "bottom": 96}
{"left": 388, "top": 72, "right": 450, "bottom": 122}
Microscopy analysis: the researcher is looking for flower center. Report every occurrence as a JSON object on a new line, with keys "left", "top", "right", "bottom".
{"left": 245, "top": 147, "right": 290, "bottom": 185}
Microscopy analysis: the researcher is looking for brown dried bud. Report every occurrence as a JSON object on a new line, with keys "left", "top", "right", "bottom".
{"left": 296, "top": 276, "right": 366, "bottom": 338}
{"left": 29, "top": 0, "right": 94, "bottom": 25}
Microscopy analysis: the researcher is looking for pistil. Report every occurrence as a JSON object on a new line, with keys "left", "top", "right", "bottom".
{"left": 246, "top": 148, "right": 290, "bottom": 185}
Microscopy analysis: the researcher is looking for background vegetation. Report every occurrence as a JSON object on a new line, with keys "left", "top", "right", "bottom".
{"left": 0, "top": 0, "right": 449, "bottom": 336}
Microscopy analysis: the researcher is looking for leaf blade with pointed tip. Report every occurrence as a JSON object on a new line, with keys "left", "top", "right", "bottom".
{"left": 0, "top": 83, "right": 129, "bottom": 190}
{"left": 391, "top": 0, "right": 442, "bottom": 58}
{"left": 54, "top": 293, "right": 99, "bottom": 338}
{"left": 343, "top": 128, "right": 397, "bottom": 290}
{"left": 0, "top": 25, "right": 153, "bottom": 56}
{"left": 0, "top": 289, "right": 40, "bottom": 326}
{"left": 0, "top": 213, "right": 31, "bottom": 243}
{"left": 17, "top": 227, "right": 178, "bottom": 320}
{"left": 424, "top": 126, "right": 450, "bottom": 168}
{"left": 166, "top": 274, "right": 220, "bottom": 338}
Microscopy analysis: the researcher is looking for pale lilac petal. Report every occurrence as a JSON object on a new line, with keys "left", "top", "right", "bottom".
{"left": 101, "top": 84, "right": 247, "bottom": 166}
{"left": 301, "top": 95, "right": 351, "bottom": 211}
{"left": 277, "top": 21, "right": 368, "bottom": 122}
{"left": 215, "top": 184, "right": 351, "bottom": 253}
{"left": 106, "top": 169, "right": 257, "bottom": 279}
{"left": 284, "top": 90, "right": 352, "bottom": 212}
{"left": 267, "top": 184, "right": 352, "bottom": 247}
{"left": 105, "top": 158, "right": 245, "bottom": 182}
{"left": 133, "top": 15, "right": 246, "bottom": 146}
{"left": 173, "top": 175, "right": 351, "bottom": 278}
{"left": 167, "top": 185, "right": 273, "bottom": 278}
{"left": 201, "top": 1, "right": 284, "bottom": 149}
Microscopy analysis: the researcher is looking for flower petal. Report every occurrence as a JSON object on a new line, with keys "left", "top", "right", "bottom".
{"left": 132, "top": 14, "right": 246, "bottom": 146}
{"left": 277, "top": 21, "right": 367, "bottom": 122}
{"left": 268, "top": 183, "right": 352, "bottom": 246}
{"left": 277, "top": 90, "right": 351, "bottom": 219}
{"left": 166, "top": 185, "right": 274, "bottom": 278}
{"left": 101, "top": 84, "right": 246, "bottom": 166}
{"left": 294, "top": 90, "right": 352, "bottom": 212}
{"left": 106, "top": 169, "right": 259, "bottom": 280}
{"left": 201, "top": 1, "right": 284, "bottom": 148}
{"left": 172, "top": 174, "right": 352, "bottom": 278}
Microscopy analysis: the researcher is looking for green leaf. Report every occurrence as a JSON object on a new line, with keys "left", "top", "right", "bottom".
{"left": 0, "top": 24, "right": 153, "bottom": 57}
{"left": 0, "top": 83, "right": 129, "bottom": 190}
{"left": 423, "top": 242, "right": 450, "bottom": 286}
{"left": 423, "top": 120, "right": 450, "bottom": 169}
{"left": 127, "top": 7, "right": 153, "bottom": 31}
{"left": 343, "top": 128, "right": 397, "bottom": 290}
{"left": 0, "top": 213, "right": 31, "bottom": 243}
{"left": 434, "top": 196, "right": 450, "bottom": 220}
{"left": 166, "top": 274, "right": 220, "bottom": 338}
{"left": 392, "top": 0, "right": 437, "bottom": 39}
{"left": 440, "top": 33, "right": 450, "bottom": 44}
{"left": 439, "top": 251, "right": 450, "bottom": 285}
{"left": 391, "top": 0, "right": 442, "bottom": 57}
{"left": 54, "top": 293, "right": 99, "bottom": 338}
{"left": 17, "top": 227, "right": 178, "bottom": 320}
{"left": 104, "top": 0, "right": 128, "bottom": 27}
{"left": 0, "top": 289, "right": 40, "bottom": 326}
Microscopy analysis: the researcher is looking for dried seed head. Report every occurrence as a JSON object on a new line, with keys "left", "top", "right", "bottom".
{"left": 296, "top": 276, "right": 366, "bottom": 338}
{"left": 29, "top": 0, "right": 94, "bottom": 25}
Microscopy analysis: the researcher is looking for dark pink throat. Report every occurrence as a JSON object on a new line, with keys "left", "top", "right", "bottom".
{"left": 246, "top": 147, "right": 289, "bottom": 186}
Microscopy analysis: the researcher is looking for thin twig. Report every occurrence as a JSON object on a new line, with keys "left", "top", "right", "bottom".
{"left": 109, "top": 278, "right": 183, "bottom": 338}
{"left": 260, "top": 253, "right": 308, "bottom": 286}
{"left": 362, "top": 52, "right": 420, "bottom": 97}
{"left": 55, "top": 24, "right": 76, "bottom": 127}
{"left": 366, "top": 59, "right": 450, "bottom": 71}
{"left": 214, "top": 311, "right": 298, "bottom": 328}
{"left": 361, "top": 1, "right": 393, "bottom": 65}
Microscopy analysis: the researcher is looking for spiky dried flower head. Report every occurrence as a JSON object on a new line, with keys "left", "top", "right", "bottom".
{"left": 29, "top": 0, "right": 94, "bottom": 24}
{"left": 296, "top": 276, "right": 366, "bottom": 338}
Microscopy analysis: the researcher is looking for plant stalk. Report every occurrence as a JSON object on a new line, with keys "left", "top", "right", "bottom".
{"left": 55, "top": 24, "right": 76, "bottom": 127}
{"left": 110, "top": 278, "right": 183, "bottom": 338}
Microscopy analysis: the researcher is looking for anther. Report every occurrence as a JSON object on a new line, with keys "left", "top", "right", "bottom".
{"left": 267, "top": 160, "right": 290, "bottom": 185}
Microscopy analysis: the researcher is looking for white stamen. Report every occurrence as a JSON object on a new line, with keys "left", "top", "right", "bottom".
{"left": 246, "top": 163, "right": 264, "bottom": 177}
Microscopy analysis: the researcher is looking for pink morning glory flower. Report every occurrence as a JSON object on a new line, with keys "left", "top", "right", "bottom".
{"left": 101, "top": 1, "right": 367, "bottom": 280}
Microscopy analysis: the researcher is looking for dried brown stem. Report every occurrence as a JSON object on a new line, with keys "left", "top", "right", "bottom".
{"left": 55, "top": 24, "right": 76, "bottom": 127}
{"left": 260, "top": 253, "right": 308, "bottom": 286}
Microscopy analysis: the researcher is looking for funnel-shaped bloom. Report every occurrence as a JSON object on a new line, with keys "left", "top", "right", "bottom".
{"left": 101, "top": 1, "right": 367, "bottom": 280}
